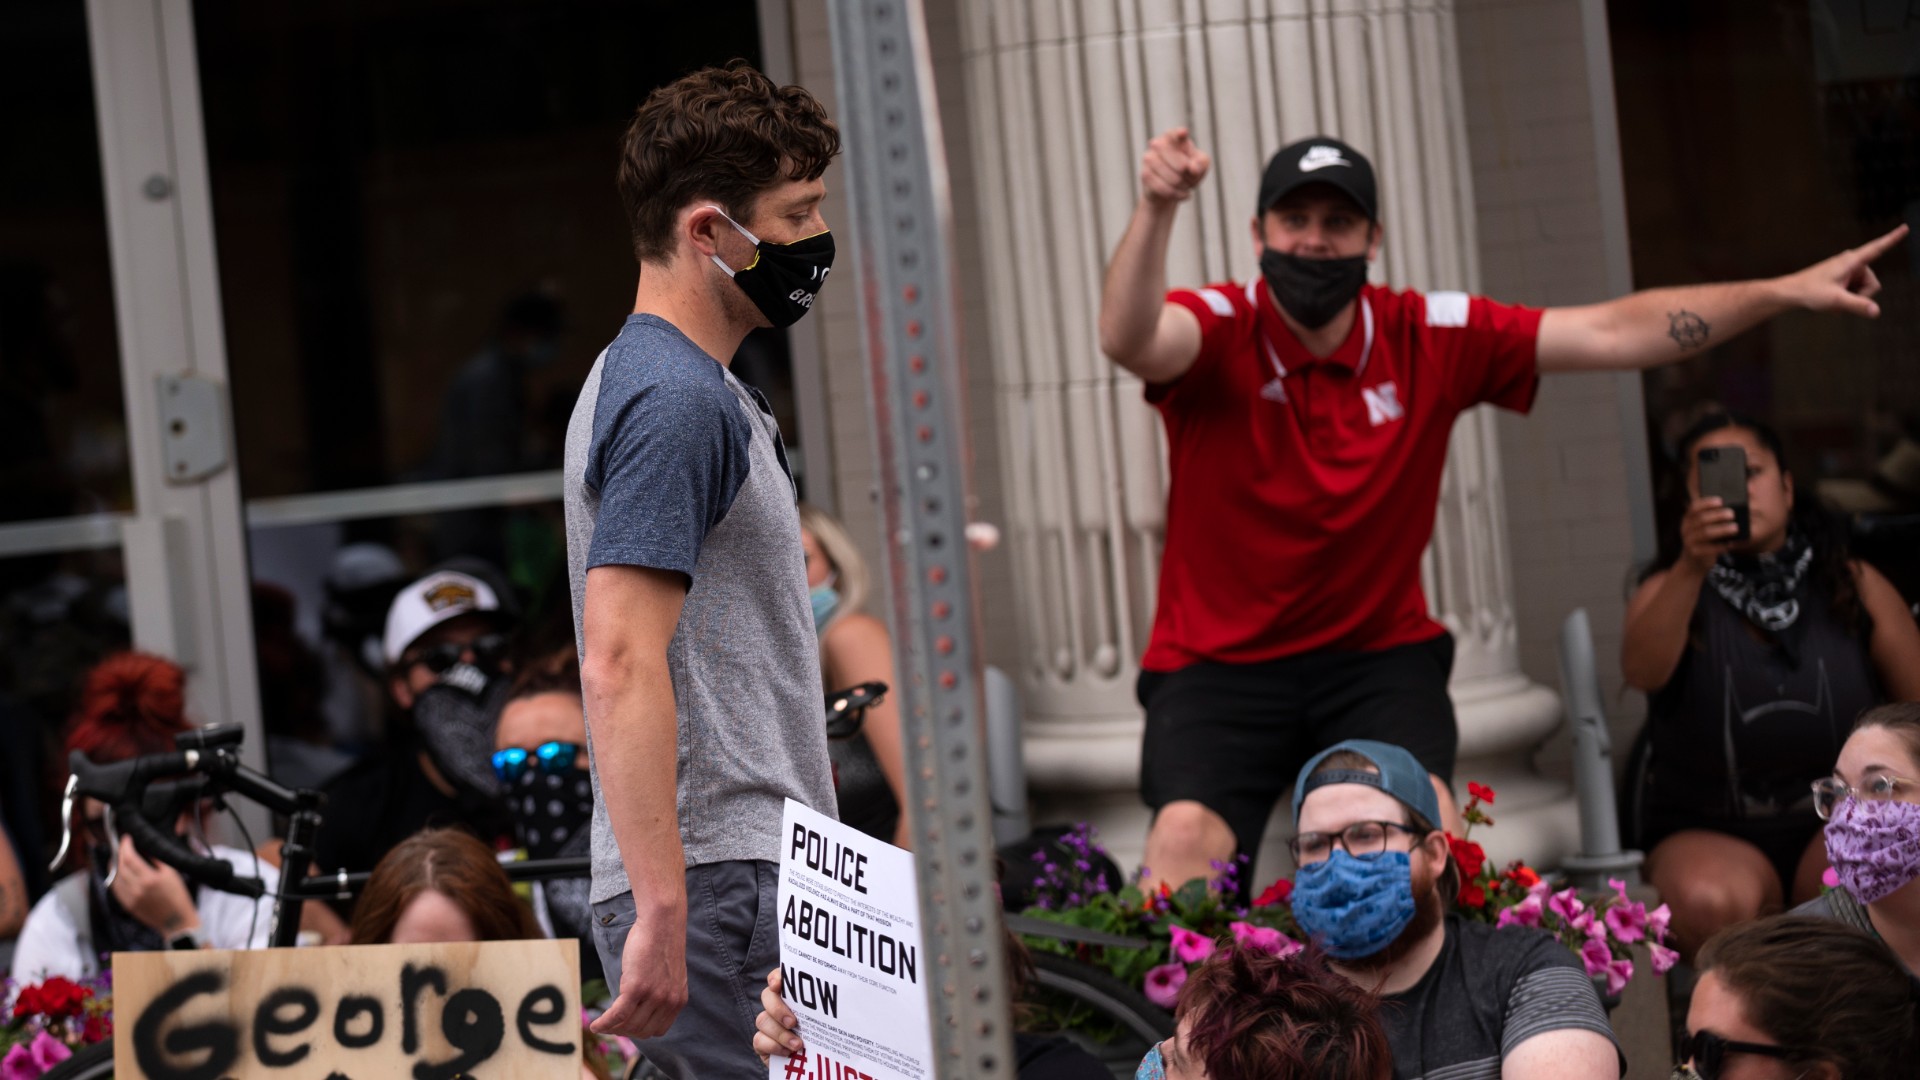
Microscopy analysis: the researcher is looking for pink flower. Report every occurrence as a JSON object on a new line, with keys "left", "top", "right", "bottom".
{"left": 1645, "top": 903, "right": 1672, "bottom": 944}
{"left": 1, "top": 1033, "right": 72, "bottom": 1080}
{"left": 1604, "top": 901, "right": 1648, "bottom": 944}
{"left": 1230, "top": 922, "right": 1302, "bottom": 958}
{"left": 1169, "top": 925, "right": 1215, "bottom": 964}
{"left": 1579, "top": 938, "right": 1613, "bottom": 981}
{"left": 1822, "top": 867, "right": 1840, "bottom": 889}
{"left": 1496, "top": 894, "right": 1544, "bottom": 929}
{"left": 1649, "top": 941, "right": 1680, "bottom": 976}
{"left": 1548, "top": 888, "right": 1586, "bottom": 923}
{"left": 1144, "top": 962, "right": 1188, "bottom": 1009}
{"left": 1568, "top": 906, "right": 1606, "bottom": 942}
{"left": 1603, "top": 956, "right": 1634, "bottom": 998}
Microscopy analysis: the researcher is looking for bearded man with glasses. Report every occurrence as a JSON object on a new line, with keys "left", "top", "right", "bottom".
{"left": 1287, "top": 739, "right": 1622, "bottom": 1080}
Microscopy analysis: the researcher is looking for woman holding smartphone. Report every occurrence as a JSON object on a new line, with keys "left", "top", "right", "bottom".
{"left": 1622, "top": 411, "right": 1920, "bottom": 960}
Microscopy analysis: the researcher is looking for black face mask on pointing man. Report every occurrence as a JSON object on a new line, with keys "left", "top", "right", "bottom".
{"left": 707, "top": 205, "right": 835, "bottom": 328}
{"left": 1260, "top": 248, "right": 1370, "bottom": 331}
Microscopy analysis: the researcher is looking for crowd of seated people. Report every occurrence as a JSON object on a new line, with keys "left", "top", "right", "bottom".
{"left": 4, "top": 412, "right": 1920, "bottom": 1080}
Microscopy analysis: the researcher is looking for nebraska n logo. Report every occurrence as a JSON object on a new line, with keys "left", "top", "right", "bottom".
{"left": 1361, "top": 382, "right": 1404, "bottom": 427}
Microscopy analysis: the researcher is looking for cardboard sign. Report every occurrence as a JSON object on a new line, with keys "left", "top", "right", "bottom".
{"left": 769, "top": 799, "right": 932, "bottom": 1080}
{"left": 113, "top": 938, "right": 581, "bottom": 1079}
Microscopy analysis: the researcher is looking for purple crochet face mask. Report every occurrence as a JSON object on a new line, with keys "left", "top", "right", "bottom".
{"left": 1825, "top": 796, "right": 1920, "bottom": 904}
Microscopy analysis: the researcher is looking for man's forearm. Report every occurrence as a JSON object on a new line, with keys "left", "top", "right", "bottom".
{"left": 1098, "top": 198, "right": 1180, "bottom": 361}
{"left": 1540, "top": 277, "right": 1792, "bottom": 373}
{"left": 584, "top": 650, "right": 686, "bottom": 908}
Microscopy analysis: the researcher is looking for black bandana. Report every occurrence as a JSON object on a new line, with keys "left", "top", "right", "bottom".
{"left": 510, "top": 766, "right": 594, "bottom": 860}
{"left": 1709, "top": 531, "right": 1814, "bottom": 633}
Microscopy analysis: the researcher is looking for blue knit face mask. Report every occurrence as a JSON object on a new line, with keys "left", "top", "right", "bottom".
{"left": 1289, "top": 849, "right": 1418, "bottom": 959}
{"left": 1135, "top": 1042, "right": 1166, "bottom": 1080}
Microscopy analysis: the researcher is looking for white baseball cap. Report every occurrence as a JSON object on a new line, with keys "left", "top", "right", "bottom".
{"left": 382, "top": 570, "right": 502, "bottom": 665}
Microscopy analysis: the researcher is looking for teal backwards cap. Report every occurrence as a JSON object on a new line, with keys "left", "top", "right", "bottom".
{"left": 1291, "top": 739, "right": 1441, "bottom": 826}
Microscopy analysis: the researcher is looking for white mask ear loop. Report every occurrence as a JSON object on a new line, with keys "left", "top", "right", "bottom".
{"left": 704, "top": 204, "right": 761, "bottom": 278}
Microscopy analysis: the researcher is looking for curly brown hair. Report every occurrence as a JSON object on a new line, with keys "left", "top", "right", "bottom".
{"left": 349, "top": 828, "right": 541, "bottom": 945}
{"left": 617, "top": 61, "right": 839, "bottom": 265}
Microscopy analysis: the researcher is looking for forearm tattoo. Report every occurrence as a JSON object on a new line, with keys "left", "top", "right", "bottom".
{"left": 1668, "top": 309, "right": 1710, "bottom": 351}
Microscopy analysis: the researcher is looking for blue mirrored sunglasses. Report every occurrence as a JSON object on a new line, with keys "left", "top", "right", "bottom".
{"left": 492, "top": 740, "right": 583, "bottom": 783}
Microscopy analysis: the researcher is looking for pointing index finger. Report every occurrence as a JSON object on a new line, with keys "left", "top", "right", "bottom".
{"left": 1854, "top": 223, "right": 1911, "bottom": 265}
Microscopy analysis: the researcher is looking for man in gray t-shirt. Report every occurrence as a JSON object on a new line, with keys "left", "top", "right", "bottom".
{"left": 563, "top": 63, "right": 841, "bottom": 1078}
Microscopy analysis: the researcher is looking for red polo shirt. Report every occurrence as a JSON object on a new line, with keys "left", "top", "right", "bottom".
{"left": 1141, "top": 279, "right": 1542, "bottom": 672}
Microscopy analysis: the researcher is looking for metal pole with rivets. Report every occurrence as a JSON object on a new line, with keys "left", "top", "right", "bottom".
{"left": 826, "top": 0, "right": 1017, "bottom": 1076}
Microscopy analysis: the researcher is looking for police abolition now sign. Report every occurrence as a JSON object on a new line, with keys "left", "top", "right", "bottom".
{"left": 112, "top": 938, "right": 580, "bottom": 1079}
{"left": 770, "top": 798, "right": 932, "bottom": 1080}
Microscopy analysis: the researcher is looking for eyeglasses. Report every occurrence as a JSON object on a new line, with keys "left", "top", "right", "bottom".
{"left": 1287, "top": 821, "right": 1422, "bottom": 865}
{"left": 492, "top": 741, "right": 582, "bottom": 783}
{"left": 1670, "top": 1030, "right": 1809, "bottom": 1080}
{"left": 405, "top": 632, "right": 510, "bottom": 676}
{"left": 1811, "top": 772, "right": 1918, "bottom": 820}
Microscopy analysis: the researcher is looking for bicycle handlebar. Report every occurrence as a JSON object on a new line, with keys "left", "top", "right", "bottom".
{"left": 118, "top": 802, "right": 260, "bottom": 896}
{"left": 64, "top": 747, "right": 268, "bottom": 899}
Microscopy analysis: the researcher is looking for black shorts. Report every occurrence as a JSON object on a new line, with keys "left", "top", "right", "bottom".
{"left": 1641, "top": 805, "right": 1824, "bottom": 897}
{"left": 1137, "top": 632, "right": 1458, "bottom": 864}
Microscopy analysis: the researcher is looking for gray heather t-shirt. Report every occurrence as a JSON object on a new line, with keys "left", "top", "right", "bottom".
{"left": 1382, "top": 915, "right": 1623, "bottom": 1080}
{"left": 564, "top": 314, "right": 836, "bottom": 903}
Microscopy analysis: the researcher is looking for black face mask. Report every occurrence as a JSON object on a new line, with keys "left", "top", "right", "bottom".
{"left": 413, "top": 662, "right": 511, "bottom": 806}
{"left": 508, "top": 765, "right": 594, "bottom": 859}
{"left": 1260, "top": 249, "right": 1369, "bottom": 330}
{"left": 708, "top": 206, "right": 834, "bottom": 329}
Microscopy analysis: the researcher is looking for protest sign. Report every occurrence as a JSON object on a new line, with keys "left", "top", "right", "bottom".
{"left": 770, "top": 798, "right": 932, "bottom": 1080}
{"left": 113, "top": 938, "right": 580, "bottom": 1079}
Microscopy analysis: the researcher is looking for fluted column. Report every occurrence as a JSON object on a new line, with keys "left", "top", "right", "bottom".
{"left": 957, "top": 0, "right": 1576, "bottom": 875}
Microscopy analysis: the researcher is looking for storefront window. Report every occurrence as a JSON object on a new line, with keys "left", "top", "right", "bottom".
{"left": 1612, "top": 0, "right": 1919, "bottom": 590}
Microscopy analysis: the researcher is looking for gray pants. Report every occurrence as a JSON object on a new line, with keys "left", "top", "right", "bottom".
{"left": 592, "top": 860, "right": 780, "bottom": 1079}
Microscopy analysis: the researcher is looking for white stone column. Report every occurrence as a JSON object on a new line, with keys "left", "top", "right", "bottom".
{"left": 957, "top": 0, "right": 1576, "bottom": 877}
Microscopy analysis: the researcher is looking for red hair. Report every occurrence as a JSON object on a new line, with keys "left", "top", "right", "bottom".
{"left": 1178, "top": 944, "right": 1392, "bottom": 1080}
{"left": 64, "top": 651, "right": 189, "bottom": 764}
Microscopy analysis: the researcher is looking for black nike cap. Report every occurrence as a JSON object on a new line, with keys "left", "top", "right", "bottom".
{"left": 1257, "top": 137, "right": 1378, "bottom": 221}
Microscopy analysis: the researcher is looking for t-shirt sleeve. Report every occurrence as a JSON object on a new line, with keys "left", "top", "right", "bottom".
{"left": 584, "top": 376, "right": 749, "bottom": 580}
{"left": 1421, "top": 290, "right": 1543, "bottom": 414}
{"left": 1148, "top": 284, "right": 1250, "bottom": 405}
{"left": 1499, "top": 932, "right": 1623, "bottom": 1072}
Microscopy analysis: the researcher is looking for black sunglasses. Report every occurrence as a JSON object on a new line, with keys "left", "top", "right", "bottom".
{"left": 1676, "top": 1030, "right": 1809, "bottom": 1080}
{"left": 406, "top": 632, "right": 510, "bottom": 675}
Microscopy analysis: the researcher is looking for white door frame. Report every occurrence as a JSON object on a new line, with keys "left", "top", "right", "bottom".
{"left": 84, "top": 0, "right": 266, "bottom": 781}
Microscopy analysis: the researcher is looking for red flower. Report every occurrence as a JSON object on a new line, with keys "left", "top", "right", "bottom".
{"left": 1505, "top": 864, "right": 1540, "bottom": 888}
{"left": 82, "top": 1013, "right": 114, "bottom": 1044}
{"left": 12, "top": 977, "right": 92, "bottom": 1020}
{"left": 1457, "top": 882, "right": 1487, "bottom": 908}
{"left": 1467, "top": 782, "right": 1496, "bottom": 806}
{"left": 1253, "top": 878, "right": 1294, "bottom": 907}
{"left": 1447, "top": 835, "right": 1487, "bottom": 881}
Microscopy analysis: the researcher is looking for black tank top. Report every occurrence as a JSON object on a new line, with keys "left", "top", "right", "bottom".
{"left": 1648, "top": 580, "right": 1881, "bottom": 818}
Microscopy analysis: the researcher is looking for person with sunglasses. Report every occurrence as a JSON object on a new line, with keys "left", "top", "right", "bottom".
{"left": 1679, "top": 914, "right": 1918, "bottom": 1080}
{"left": 492, "top": 648, "right": 599, "bottom": 981}
{"left": 1795, "top": 702, "right": 1920, "bottom": 975}
{"left": 1288, "top": 740, "right": 1620, "bottom": 1079}
{"left": 310, "top": 564, "right": 518, "bottom": 915}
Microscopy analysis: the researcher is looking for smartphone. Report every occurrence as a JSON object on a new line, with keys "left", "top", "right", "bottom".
{"left": 1697, "top": 444, "right": 1751, "bottom": 542}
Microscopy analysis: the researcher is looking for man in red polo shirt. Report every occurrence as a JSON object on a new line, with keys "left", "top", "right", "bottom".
{"left": 1101, "top": 127, "right": 1907, "bottom": 894}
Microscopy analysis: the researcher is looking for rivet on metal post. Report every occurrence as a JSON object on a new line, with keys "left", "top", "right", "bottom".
{"left": 143, "top": 174, "right": 173, "bottom": 201}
